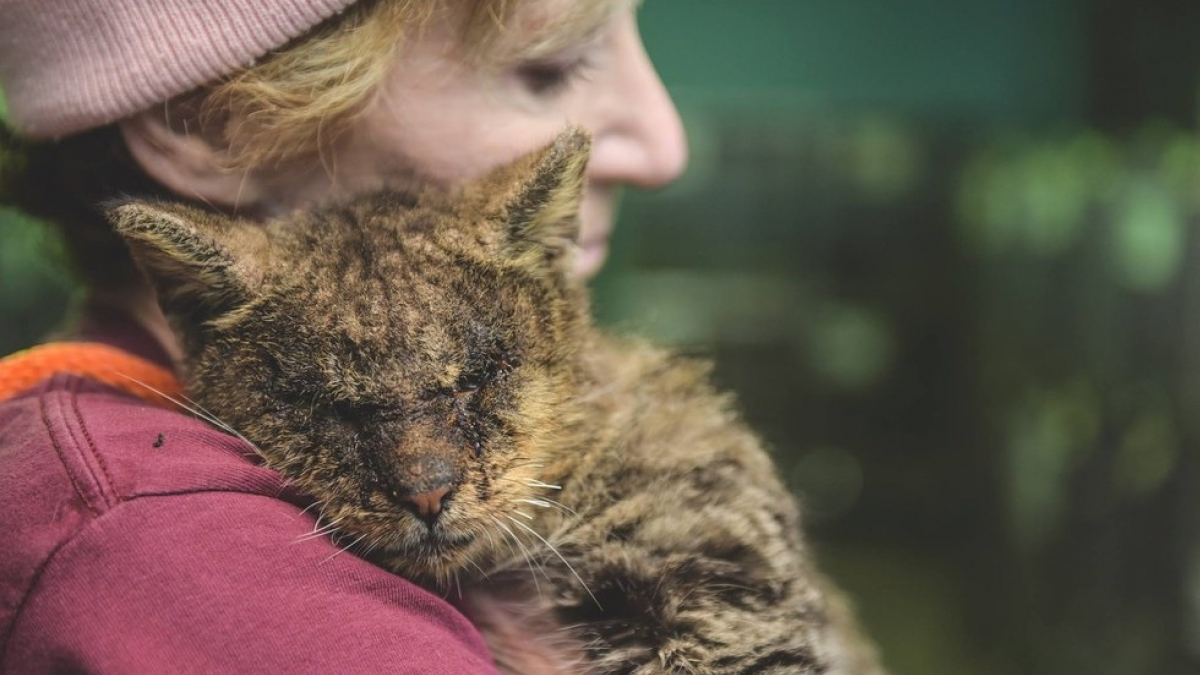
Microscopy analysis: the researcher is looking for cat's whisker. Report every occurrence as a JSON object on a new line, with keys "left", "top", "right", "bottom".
{"left": 513, "top": 510, "right": 535, "bottom": 521}
{"left": 504, "top": 514, "right": 600, "bottom": 610}
{"left": 513, "top": 497, "right": 568, "bottom": 525}
{"left": 272, "top": 477, "right": 297, "bottom": 501}
{"left": 150, "top": 382, "right": 233, "bottom": 434}
{"left": 525, "top": 479, "right": 562, "bottom": 491}
{"left": 462, "top": 553, "right": 490, "bottom": 581}
{"left": 521, "top": 487, "right": 567, "bottom": 517}
{"left": 490, "top": 515, "right": 545, "bottom": 595}
{"left": 362, "top": 536, "right": 382, "bottom": 555}
{"left": 515, "top": 496, "right": 578, "bottom": 521}
{"left": 295, "top": 527, "right": 337, "bottom": 543}
{"left": 295, "top": 499, "right": 327, "bottom": 521}
{"left": 534, "top": 497, "right": 578, "bottom": 517}
{"left": 491, "top": 516, "right": 538, "bottom": 571}
{"left": 314, "top": 513, "right": 341, "bottom": 531}
{"left": 295, "top": 526, "right": 342, "bottom": 543}
{"left": 476, "top": 519, "right": 500, "bottom": 552}
{"left": 113, "top": 372, "right": 262, "bottom": 456}
{"left": 485, "top": 516, "right": 517, "bottom": 555}
{"left": 320, "top": 531, "right": 370, "bottom": 564}
{"left": 294, "top": 515, "right": 344, "bottom": 542}
{"left": 111, "top": 372, "right": 210, "bottom": 418}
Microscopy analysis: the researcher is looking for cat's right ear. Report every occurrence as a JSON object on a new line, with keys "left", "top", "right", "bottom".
{"left": 466, "top": 127, "right": 590, "bottom": 278}
{"left": 106, "top": 200, "right": 260, "bottom": 323}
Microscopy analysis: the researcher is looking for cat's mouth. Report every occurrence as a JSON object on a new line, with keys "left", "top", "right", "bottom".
{"left": 377, "top": 523, "right": 477, "bottom": 557}
{"left": 423, "top": 529, "right": 476, "bottom": 550}
{"left": 371, "top": 526, "right": 483, "bottom": 578}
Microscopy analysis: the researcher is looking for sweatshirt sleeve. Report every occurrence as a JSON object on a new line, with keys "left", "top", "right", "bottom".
{"left": 3, "top": 490, "right": 501, "bottom": 675}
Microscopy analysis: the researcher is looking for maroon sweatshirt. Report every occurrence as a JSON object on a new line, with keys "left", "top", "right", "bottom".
{"left": 0, "top": 314, "right": 501, "bottom": 674}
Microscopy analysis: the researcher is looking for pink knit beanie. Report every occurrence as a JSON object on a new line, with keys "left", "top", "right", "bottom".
{"left": 0, "top": 0, "right": 358, "bottom": 139}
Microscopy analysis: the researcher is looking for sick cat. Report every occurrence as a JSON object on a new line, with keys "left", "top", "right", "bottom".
{"left": 107, "top": 128, "right": 884, "bottom": 675}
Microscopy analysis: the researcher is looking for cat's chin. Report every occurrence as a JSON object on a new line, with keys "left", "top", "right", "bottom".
{"left": 369, "top": 533, "right": 501, "bottom": 586}
{"left": 421, "top": 528, "right": 478, "bottom": 552}
{"left": 360, "top": 526, "right": 490, "bottom": 582}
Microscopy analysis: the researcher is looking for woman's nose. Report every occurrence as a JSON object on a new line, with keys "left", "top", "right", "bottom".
{"left": 587, "top": 12, "right": 688, "bottom": 190}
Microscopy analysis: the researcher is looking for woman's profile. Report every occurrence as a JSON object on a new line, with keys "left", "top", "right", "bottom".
{"left": 0, "top": 1, "right": 684, "bottom": 672}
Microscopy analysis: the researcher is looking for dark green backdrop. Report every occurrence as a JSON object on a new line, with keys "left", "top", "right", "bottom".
{"left": 4, "top": 2, "right": 1199, "bottom": 673}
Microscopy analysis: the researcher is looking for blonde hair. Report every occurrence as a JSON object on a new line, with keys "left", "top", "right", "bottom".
{"left": 202, "top": 0, "right": 627, "bottom": 168}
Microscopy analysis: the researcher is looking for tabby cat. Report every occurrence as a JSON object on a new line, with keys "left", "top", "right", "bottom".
{"left": 108, "top": 128, "right": 884, "bottom": 675}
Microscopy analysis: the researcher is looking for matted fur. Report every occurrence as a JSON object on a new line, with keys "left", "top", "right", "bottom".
{"left": 109, "top": 128, "right": 886, "bottom": 675}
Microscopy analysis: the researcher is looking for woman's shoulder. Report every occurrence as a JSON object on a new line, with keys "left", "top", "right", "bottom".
{"left": 0, "top": 374, "right": 500, "bottom": 673}
{"left": 0, "top": 373, "right": 278, "bottom": 652}
{"left": 0, "top": 372, "right": 287, "bottom": 509}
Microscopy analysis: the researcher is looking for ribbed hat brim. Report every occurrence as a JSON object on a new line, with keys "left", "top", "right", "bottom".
{"left": 0, "top": 0, "right": 357, "bottom": 139}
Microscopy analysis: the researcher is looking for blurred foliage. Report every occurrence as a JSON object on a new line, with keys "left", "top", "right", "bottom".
{"left": 0, "top": 207, "right": 73, "bottom": 354}
{"left": 595, "top": 105, "right": 1200, "bottom": 674}
{"left": 0, "top": 85, "right": 76, "bottom": 352}
{"left": 4, "top": 1, "right": 1200, "bottom": 674}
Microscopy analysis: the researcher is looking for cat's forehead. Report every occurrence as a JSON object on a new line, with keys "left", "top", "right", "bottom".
{"left": 263, "top": 246, "right": 522, "bottom": 351}
{"left": 269, "top": 194, "right": 495, "bottom": 270}
{"left": 248, "top": 191, "right": 541, "bottom": 354}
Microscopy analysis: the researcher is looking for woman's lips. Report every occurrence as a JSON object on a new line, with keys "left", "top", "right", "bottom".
{"left": 575, "top": 236, "right": 609, "bottom": 278}
{"left": 576, "top": 186, "right": 615, "bottom": 278}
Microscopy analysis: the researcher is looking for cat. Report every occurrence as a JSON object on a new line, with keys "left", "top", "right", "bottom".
{"left": 107, "top": 128, "right": 885, "bottom": 675}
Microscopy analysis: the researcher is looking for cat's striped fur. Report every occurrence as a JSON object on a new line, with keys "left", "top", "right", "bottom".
{"left": 110, "top": 128, "right": 885, "bottom": 675}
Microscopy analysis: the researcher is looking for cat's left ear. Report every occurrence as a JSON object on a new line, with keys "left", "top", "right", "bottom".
{"left": 106, "top": 200, "right": 264, "bottom": 326}
{"left": 472, "top": 127, "right": 590, "bottom": 276}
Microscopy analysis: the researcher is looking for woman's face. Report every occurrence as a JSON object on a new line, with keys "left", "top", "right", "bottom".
{"left": 257, "top": 0, "right": 688, "bottom": 278}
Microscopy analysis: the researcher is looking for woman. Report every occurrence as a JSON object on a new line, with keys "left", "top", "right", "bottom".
{"left": 0, "top": 0, "right": 686, "bottom": 671}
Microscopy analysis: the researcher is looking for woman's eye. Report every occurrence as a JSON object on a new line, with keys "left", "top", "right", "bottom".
{"left": 516, "top": 57, "right": 593, "bottom": 97}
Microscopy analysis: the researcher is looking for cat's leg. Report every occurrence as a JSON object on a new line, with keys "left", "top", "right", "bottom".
{"left": 460, "top": 583, "right": 597, "bottom": 675}
{"left": 540, "top": 457, "right": 845, "bottom": 675}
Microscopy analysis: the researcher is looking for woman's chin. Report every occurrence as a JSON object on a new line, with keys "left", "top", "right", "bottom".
{"left": 575, "top": 240, "right": 609, "bottom": 279}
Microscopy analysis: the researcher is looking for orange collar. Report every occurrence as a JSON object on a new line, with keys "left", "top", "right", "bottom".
{"left": 0, "top": 342, "right": 183, "bottom": 408}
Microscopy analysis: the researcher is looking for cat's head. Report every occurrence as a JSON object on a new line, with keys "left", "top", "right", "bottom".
{"left": 109, "top": 128, "right": 594, "bottom": 584}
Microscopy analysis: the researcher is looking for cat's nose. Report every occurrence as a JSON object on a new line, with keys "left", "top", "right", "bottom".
{"left": 402, "top": 485, "right": 453, "bottom": 526}
{"left": 393, "top": 453, "right": 456, "bottom": 525}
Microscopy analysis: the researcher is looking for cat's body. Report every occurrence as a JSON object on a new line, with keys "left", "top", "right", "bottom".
{"left": 109, "top": 129, "right": 884, "bottom": 675}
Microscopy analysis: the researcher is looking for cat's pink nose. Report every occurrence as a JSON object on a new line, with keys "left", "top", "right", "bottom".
{"left": 403, "top": 485, "right": 452, "bottom": 524}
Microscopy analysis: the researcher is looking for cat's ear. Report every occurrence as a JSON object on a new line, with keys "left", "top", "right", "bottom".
{"left": 106, "top": 200, "right": 262, "bottom": 323}
{"left": 470, "top": 127, "right": 591, "bottom": 274}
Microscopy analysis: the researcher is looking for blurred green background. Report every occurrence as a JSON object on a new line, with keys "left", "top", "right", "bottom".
{"left": 4, "top": 1, "right": 1200, "bottom": 673}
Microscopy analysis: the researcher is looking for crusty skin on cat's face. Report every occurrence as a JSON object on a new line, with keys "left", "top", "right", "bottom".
{"left": 110, "top": 129, "right": 595, "bottom": 583}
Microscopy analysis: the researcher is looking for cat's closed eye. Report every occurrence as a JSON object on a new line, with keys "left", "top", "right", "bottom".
{"left": 331, "top": 400, "right": 401, "bottom": 425}
{"left": 453, "top": 356, "right": 519, "bottom": 396}
{"left": 455, "top": 371, "right": 485, "bottom": 394}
